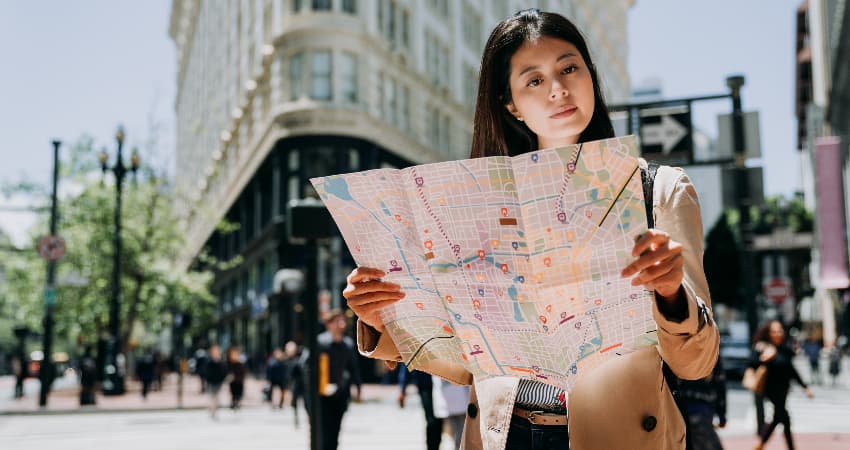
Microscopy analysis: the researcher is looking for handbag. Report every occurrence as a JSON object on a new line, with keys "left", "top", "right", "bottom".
{"left": 742, "top": 364, "right": 767, "bottom": 394}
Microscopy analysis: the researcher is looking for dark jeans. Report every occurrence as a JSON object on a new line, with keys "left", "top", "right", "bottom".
{"left": 505, "top": 414, "right": 569, "bottom": 450}
{"left": 418, "top": 388, "right": 444, "bottom": 450}
{"left": 685, "top": 409, "right": 723, "bottom": 450}
{"left": 760, "top": 394, "right": 795, "bottom": 450}
{"left": 319, "top": 393, "right": 349, "bottom": 450}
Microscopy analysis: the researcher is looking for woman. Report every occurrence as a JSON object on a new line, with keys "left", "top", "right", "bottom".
{"left": 751, "top": 320, "right": 813, "bottom": 450}
{"left": 227, "top": 346, "right": 246, "bottom": 410}
{"left": 343, "top": 9, "right": 719, "bottom": 449}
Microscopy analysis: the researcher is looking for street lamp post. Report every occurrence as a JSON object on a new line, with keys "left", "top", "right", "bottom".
{"left": 99, "top": 126, "right": 140, "bottom": 395}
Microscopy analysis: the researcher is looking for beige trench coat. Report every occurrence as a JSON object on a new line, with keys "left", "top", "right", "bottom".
{"left": 357, "top": 163, "right": 720, "bottom": 450}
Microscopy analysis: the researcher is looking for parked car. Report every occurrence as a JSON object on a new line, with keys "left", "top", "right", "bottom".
{"left": 720, "top": 335, "right": 751, "bottom": 380}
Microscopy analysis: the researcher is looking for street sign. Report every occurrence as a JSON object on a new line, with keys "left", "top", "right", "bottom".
{"left": 638, "top": 105, "right": 692, "bottom": 164}
{"left": 44, "top": 287, "right": 56, "bottom": 306}
{"left": 764, "top": 277, "right": 792, "bottom": 305}
{"left": 37, "top": 235, "right": 66, "bottom": 261}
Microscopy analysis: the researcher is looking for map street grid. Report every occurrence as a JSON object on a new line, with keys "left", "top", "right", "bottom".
{"left": 311, "top": 135, "right": 658, "bottom": 392}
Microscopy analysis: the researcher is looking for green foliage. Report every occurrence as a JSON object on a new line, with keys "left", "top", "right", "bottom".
{"left": 0, "top": 135, "right": 217, "bottom": 352}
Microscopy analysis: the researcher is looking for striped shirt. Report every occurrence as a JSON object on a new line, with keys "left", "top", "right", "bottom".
{"left": 515, "top": 378, "right": 567, "bottom": 414}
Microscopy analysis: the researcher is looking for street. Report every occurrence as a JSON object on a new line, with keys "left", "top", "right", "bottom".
{"left": 1, "top": 375, "right": 848, "bottom": 449}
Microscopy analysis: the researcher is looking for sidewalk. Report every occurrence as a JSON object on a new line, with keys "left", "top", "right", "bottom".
{"left": 723, "top": 433, "right": 850, "bottom": 449}
{"left": 0, "top": 372, "right": 401, "bottom": 415}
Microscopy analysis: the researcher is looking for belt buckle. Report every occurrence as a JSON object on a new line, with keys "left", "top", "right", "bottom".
{"left": 525, "top": 410, "right": 566, "bottom": 426}
{"left": 526, "top": 410, "right": 545, "bottom": 424}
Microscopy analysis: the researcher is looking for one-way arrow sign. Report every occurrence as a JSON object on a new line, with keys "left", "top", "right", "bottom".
{"left": 638, "top": 106, "right": 693, "bottom": 164}
{"left": 642, "top": 114, "right": 688, "bottom": 154}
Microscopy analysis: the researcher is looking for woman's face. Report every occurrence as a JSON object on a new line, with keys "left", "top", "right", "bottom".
{"left": 769, "top": 321, "right": 785, "bottom": 345}
{"left": 505, "top": 36, "right": 595, "bottom": 150}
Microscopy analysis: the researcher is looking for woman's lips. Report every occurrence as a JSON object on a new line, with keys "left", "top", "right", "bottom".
{"left": 550, "top": 106, "right": 577, "bottom": 119}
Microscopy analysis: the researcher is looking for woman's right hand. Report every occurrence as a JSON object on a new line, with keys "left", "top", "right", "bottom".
{"left": 342, "top": 267, "right": 406, "bottom": 333}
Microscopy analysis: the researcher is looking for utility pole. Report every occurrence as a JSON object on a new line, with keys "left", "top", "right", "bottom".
{"left": 39, "top": 140, "right": 61, "bottom": 407}
{"left": 727, "top": 75, "right": 758, "bottom": 335}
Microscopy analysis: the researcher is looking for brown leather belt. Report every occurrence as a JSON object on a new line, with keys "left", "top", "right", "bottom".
{"left": 512, "top": 407, "right": 568, "bottom": 426}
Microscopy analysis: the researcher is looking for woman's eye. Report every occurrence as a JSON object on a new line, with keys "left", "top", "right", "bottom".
{"left": 527, "top": 77, "right": 542, "bottom": 87}
{"left": 562, "top": 65, "right": 578, "bottom": 74}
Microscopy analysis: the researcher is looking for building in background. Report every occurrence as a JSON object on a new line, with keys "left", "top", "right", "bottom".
{"left": 168, "top": 0, "right": 633, "bottom": 374}
{"left": 795, "top": 0, "right": 850, "bottom": 347}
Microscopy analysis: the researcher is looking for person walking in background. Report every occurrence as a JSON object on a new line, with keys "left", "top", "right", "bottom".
{"left": 11, "top": 350, "right": 27, "bottom": 400}
{"left": 433, "top": 374, "right": 471, "bottom": 450}
{"left": 300, "top": 309, "right": 362, "bottom": 450}
{"left": 752, "top": 320, "right": 814, "bottom": 450}
{"left": 679, "top": 358, "right": 727, "bottom": 450}
{"left": 398, "top": 363, "right": 442, "bottom": 450}
{"left": 801, "top": 331, "right": 823, "bottom": 386}
{"left": 136, "top": 348, "right": 156, "bottom": 400}
{"left": 79, "top": 346, "right": 97, "bottom": 406}
{"left": 227, "top": 346, "right": 246, "bottom": 410}
{"left": 828, "top": 346, "right": 842, "bottom": 387}
{"left": 202, "top": 344, "right": 228, "bottom": 419}
{"left": 266, "top": 347, "right": 290, "bottom": 409}
{"left": 286, "top": 341, "right": 304, "bottom": 427}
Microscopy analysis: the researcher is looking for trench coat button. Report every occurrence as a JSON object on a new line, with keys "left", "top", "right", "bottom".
{"left": 467, "top": 403, "right": 478, "bottom": 419}
{"left": 642, "top": 415, "right": 657, "bottom": 431}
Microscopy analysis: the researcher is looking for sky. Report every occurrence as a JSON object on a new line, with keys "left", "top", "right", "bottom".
{"left": 0, "top": 0, "right": 803, "bottom": 246}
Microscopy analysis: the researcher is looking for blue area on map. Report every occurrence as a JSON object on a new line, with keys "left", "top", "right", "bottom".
{"left": 379, "top": 200, "right": 391, "bottom": 217}
{"left": 323, "top": 177, "right": 353, "bottom": 201}
{"left": 578, "top": 336, "right": 603, "bottom": 360}
{"left": 508, "top": 285, "right": 524, "bottom": 321}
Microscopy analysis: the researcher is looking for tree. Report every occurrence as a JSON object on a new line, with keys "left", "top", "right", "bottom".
{"left": 0, "top": 135, "right": 217, "bottom": 353}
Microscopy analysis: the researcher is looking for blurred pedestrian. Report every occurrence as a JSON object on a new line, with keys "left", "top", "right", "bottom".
{"left": 828, "top": 346, "right": 842, "bottom": 387}
{"left": 136, "top": 349, "right": 156, "bottom": 400}
{"left": 801, "top": 332, "right": 823, "bottom": 385}
{"left": 679, "top": 358, "right": 727, "bottom": 450}
{"left": 203, "top": 345, "right": 228, "bottom": 419}
{"left": 751, "top": 320, "right": 814, "bottom": 450}
{"left": 287, "top": 341, "right": 305, "bottom": 427}
{"left": 11, "top": 350, "right": 27, "bottom": 399}
{"left": 266, "top": 347, "right": 289, "bottom": 409}
{"left": 300, "top": 309, "right": 362, "bottom": 450}
{"left": 227, "top": 346, "right": 246, "bottom": 410}
{"left": 433, "top": 374, "right": 471, "bottom": 450}
{"left": 194, "top": 347, "right": 210, "bottom": 394}
{"left": 79, "top": 346, "right": 97, "bottom": 406}
{"left": 398, "top": 363, "right": 442, "bottom": 450}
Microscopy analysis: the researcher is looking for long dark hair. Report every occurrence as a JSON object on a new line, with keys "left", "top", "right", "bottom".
{"left": 752, "top": 320, "right": 784, "bottom": 345}
{"left": 470, "top": 9, "right": 615, "bottom": 158}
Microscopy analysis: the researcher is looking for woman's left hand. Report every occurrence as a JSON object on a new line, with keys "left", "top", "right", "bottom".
{"left": 620, "top": 229, "right": 684, "bottom": 301}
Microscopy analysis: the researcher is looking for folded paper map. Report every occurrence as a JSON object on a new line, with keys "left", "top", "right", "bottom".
{"left": 311, "top": 135, "right": 658, "bottom": 391}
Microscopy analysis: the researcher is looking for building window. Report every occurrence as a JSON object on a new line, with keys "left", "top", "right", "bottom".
{"left": 293, "top": 0, "right": 302, "bottom": 12}
{"left": 312, "top": 0, "right": 331, "bottom": 11}
{"left": 401, "top": 9, "right": 410, "bottom": 48}
{"left": 398, "top": 85, "right": 410, "bottom": 132}
{"left": 378, "top": 0, "right": 398, "bottom": 48}
{"left": 290, "top": 52, "right": 304, "bottom": 100}
{"left": 340, "top": 52, "right": 358, "bottom": 103}
{"left": 311, "top": 50, "right": 332, "bottom": 101}
{"left": 425, "top": 32, "right": 450, "bottom": 89}
{"left": 463, "top": 63, "right": 478, "bottom": 112}
{"left": 343, "top": 0, "right": 356, "bottom": 14}
{"left": 427, "top": 0, "right": 449, "bottom": 18}
{"left": 462, "top": 3, "right": 482, "bottom": 54}
{"left": 385, "top": 77, "right": 397, "bottom": 126}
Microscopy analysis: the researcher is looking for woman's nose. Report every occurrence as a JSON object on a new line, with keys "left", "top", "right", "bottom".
{"left": 550, "top": 83, "right": 568, "bottom": 100}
